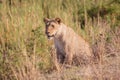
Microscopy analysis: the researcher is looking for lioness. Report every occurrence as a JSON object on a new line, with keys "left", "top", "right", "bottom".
{"left": 44, "top": 17, "right": 93, "bottom": 65}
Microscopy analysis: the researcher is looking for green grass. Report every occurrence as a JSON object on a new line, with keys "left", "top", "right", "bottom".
{"left": 0, "top": 0, "right": 120, "bottom": 80}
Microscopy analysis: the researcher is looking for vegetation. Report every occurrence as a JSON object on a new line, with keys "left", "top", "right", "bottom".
{"left": 0, "top": 0, "right": 120, "bottom": 80}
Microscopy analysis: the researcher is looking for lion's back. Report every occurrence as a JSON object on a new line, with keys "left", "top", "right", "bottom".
{"left": 65, "top": 27, "right": 92, "bottom": 55}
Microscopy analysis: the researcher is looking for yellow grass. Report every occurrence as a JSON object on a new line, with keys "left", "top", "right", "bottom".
{"left": 0, "top": 0, "right": 120, "bottom": 80}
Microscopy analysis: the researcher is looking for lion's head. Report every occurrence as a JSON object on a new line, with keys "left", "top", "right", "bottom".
{"left": 43, "top": 18, "right": 61, "bottom": 39}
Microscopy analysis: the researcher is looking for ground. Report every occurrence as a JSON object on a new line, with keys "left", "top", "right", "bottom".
{"left": 39, "top": 55, "right": 120, "bottom": 80}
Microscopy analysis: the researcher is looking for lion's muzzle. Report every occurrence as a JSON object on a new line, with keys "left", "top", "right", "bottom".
{"left": 45, "top": 32, "right": 54, "bottom": 39}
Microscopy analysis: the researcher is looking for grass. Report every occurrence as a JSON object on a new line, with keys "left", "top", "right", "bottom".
{"left": 0, "top": 0, "right": 120, "bottom": 80}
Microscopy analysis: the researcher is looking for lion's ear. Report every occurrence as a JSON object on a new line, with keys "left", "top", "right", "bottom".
{"left": 55, "top": 18, "right": 61, "bottom": 24}
{"left": 43, "top": 18, "right": 49, "bottom": 23}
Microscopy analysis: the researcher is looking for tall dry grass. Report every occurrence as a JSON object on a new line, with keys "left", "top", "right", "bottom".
{"left": 0, "top": 0, "right": 120, "bottom": 80}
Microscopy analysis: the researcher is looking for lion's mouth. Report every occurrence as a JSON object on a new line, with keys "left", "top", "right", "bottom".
{"left": 47, "top": 35, "right": 54, "bottom": 39}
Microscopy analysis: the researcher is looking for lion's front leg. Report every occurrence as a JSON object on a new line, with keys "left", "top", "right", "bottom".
{"left": 63, "top": 45, "right": 74, "bottom": 65}
{"left": 64, "top": 53, "right": 73, "bottom": 65}
{"left": 50, "top": 47, "right": 60, "bottom": 71}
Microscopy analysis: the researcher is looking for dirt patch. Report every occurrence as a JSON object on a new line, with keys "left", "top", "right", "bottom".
{"left": 41, "top": 55, "right": 120, "bottom": 80}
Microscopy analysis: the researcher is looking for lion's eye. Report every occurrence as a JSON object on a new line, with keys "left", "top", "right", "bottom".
{"left": 51, "top": 25, "right": 54, "bottom": 28}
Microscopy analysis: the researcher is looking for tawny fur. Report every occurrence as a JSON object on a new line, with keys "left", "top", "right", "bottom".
{"left": 44, "top": 18, "right": 93, "bottom": 65}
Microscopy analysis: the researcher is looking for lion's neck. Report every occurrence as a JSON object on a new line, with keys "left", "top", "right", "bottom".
{"left": 54, "top": 23, "right": 67, "bottom": 39}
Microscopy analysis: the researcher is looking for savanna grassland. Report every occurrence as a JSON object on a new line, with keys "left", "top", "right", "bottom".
{"left": 0, "top": 0, "right": 120, "bottom": 80}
